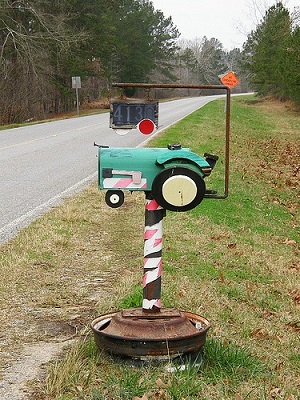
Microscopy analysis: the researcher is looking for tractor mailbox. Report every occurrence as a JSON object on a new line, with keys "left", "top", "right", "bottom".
{"left": 91, "top": 82, "right": 230, "bottom": 361}
{"left": 98, "top": 145, "right": 218, "bottom": 212}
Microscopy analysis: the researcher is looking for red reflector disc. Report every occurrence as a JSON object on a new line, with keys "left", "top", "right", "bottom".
{"left": 137, "top": 119, "right": 156, "bottom": 135}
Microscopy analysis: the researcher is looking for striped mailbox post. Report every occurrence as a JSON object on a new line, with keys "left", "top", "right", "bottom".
{"left": 143, "top": 195, "right": 164, "bottom": 312}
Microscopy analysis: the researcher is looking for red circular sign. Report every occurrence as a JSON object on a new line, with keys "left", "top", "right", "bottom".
{"left": 137, "top": 119, "right": 156, "bottom": 135}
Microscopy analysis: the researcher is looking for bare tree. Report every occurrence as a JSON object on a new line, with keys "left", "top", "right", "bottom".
{"left": 0, "top": 0, "right": 82, "bottom": 122}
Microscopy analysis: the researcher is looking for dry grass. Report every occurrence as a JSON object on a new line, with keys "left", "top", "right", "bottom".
{"left": 0, "top": 187, "right": 144, "bottom": 370}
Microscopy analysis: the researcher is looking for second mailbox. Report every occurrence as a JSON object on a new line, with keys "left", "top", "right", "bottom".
{"left": 98, "top": 145, "right": 217, "bottom": 212}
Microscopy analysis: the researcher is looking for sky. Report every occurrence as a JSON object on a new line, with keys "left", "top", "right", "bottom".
{"left": 151, "top": 0, "right": 299, "bottom": 50}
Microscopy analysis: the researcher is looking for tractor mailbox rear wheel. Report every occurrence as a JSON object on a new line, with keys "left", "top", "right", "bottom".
{"left": 152, "top": 166, "right": 206, "bottom": 212}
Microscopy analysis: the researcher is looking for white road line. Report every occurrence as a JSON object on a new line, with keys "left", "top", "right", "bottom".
{"left": 0, "top": 123, "right": 101, "bottom": 150}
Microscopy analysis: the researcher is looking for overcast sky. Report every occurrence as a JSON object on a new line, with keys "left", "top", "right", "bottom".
{"left": 151, "top": 0, "right": 299, "bottom": 50}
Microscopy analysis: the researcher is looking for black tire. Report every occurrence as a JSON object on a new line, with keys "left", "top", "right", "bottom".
{"left": 105, "top": 190, "right": 124, "bottom": 208}
{"left": 152, "top": 166, "right": 206, "bottom": 212}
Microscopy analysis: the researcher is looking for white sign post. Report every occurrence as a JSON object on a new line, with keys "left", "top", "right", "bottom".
{"left": 72, "top": 76, "right": 81, "bottom": 116}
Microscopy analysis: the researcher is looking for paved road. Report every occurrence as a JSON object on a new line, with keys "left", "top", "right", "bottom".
{"left": 0, "top": 95, "right": 223, "bottom": 243}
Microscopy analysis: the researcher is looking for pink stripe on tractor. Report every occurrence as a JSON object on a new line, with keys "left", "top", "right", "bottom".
{"left": 113, "top": 178, "right": 133, "bottom": 188}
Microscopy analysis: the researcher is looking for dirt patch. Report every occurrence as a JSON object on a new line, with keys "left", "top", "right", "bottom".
{"left": 0, "top": 279, "right": 113, "bottom": 398}
{"left": 0, "top": 289, "right": 112, "bottom": 399}
{"left": 0, "top": 301, "right": 102, "bottom": 399}
{"left": 0, "top": 341, "right": 74, "bottom": 400}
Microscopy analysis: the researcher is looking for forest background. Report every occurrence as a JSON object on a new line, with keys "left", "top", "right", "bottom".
{"left": 0, "top": 0, "right": 299, "bottom": 124}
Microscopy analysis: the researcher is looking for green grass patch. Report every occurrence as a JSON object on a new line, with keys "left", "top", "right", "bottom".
{"left": 117, "top": 284, "right": 143, "bottom": 309}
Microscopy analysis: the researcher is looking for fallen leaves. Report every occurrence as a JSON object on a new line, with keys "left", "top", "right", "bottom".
{"left": 219, "top": 271, "right": 225, "bottom": 284}
{"left": 227, "top": 243, "right": 237, "bottom": 249}
{"left": 133, "top": 389, "right": 167, "bottom": 400}
{"left": 289, "top": 261, "right": 300, "bottom": 271}
{"left": 268, "top": 386, "right": 299, "bottom": 400}
{"left": 284, "top": 238, "right": 297, "bottom": 246}
{"left": 289, "top": 289, "right": 300, "bottom": 305}
{"left": 133, "top": 378, "right": 171, "bottom": 400}
{"left": 250, "top": 328, "right": 272, "bottom": 340}
{"left": 286, "top": 321, "right": 300, "bottom": 331}
{"left": 250, "top": 327, "right": 281, "bottom": 342}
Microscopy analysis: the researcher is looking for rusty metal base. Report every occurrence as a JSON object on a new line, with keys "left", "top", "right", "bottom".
{"left": 91, "top": 308, "right": 210, "bottom": 360}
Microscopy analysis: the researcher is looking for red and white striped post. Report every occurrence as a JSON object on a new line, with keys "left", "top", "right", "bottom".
{"left": 142, "top": 194, "right": 165, "bottom": 312}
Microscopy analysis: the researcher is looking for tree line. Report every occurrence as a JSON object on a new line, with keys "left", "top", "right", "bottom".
{"left": 0, "top": 1, "right": 299, "bottom": 124}
{"left": 242, "top": 2, "right": 300, "bottom": 106}
{"left": 1, "top": 0, "right": 182, "bottom": 123}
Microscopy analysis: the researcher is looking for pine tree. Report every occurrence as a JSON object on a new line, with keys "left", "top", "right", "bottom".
{"left": 242, "top": 2, "right": 293, "bottom": 99}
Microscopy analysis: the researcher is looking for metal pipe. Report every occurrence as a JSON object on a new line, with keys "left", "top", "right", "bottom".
{"left": 224, "top": 88, "right": 231, "bottom": 198}
{"left": 112, "top": 82, "right": 229, "bottom": 90}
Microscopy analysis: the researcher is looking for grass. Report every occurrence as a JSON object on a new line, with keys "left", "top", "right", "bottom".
{"left": 0, "top": 95, "right": 299, "bottom": 399}
{"left": 44, "top": 337, "right": 267, "bottom": 400}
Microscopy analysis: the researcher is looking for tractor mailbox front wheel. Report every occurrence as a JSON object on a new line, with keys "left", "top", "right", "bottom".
{"left": 105, "top": 190, "right": 125, "bottom": 208}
